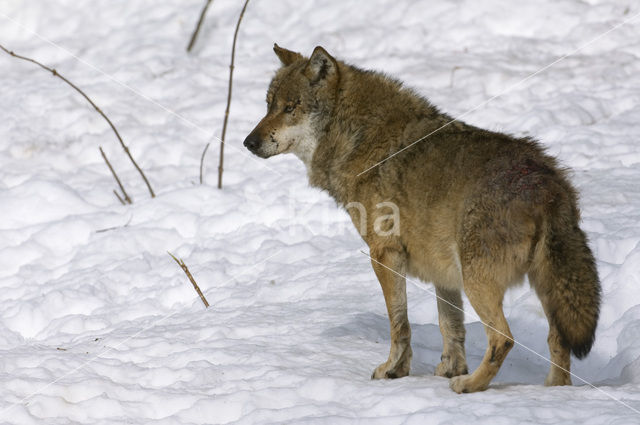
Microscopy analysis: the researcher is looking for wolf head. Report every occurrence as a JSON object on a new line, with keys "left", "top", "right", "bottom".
{"left": 243, "top": 44, "right": 340, "bottom": 167}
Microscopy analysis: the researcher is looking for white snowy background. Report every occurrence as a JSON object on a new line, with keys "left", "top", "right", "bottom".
{"left": 1, "top": 0, "right": 639, "bottom": 423}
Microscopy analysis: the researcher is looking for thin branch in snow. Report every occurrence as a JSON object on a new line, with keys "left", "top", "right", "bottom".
{"left": 168, "top": 252, "right": 210, "bottom": 308}
{"left": 218, "top": 0, "right": 250, "bottom": 189}
{"left": 199, "top": 142, "right": 210, "bottom": 184}
{"left": 100, "top": 146, "right": 133, "bottom": 204}
{"left": 0, "top": 44, "right": 156, "bottom": 199}
{"left": 95, "top": 215, "right": 133, "bottom": 233}
{"left": 113, "top": 190, "right": 126, "bottom": 205}
{"left": 449, "top": 65, "right": 461, "bottom": 88}
{"left": 187, "top": 0, "right": 214, "bottom": 53}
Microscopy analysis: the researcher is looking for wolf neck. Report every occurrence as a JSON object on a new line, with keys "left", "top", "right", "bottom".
{"left": 291, "top": 137, "right": 317, "bottom": 172}
{"left": 305, "top": 65, "right": 446, "bottom": 206}
{"left": 306, "top": 67, "right": 387, "bottom": 205}
{"left": 305, "top": 69, "right": 368, "bottom": 205}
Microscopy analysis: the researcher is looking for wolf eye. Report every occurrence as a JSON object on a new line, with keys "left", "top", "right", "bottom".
{"left": 284, "top": 104, "right": 295, "bottom": 113}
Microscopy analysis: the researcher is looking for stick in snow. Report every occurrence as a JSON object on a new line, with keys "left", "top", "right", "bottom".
{"left": 113, "top": 190, "right": 126, "bottom": 205}
{"left": 0, "top": 44, "right": 156, "bottom": 199}
{"left": 100, "top": 146, "right": 133, "bottom": 204}
{"left": 95, "top": 215, "right": 133, "bottom": 233}
{"left": 168, "top": 252, "right": 210, "bottom": 308}
{"left": 199, "top": 142, "right": 210, "bottom": 184}
{"left": 217, "top": 0, "right": 250, "bottom": 189}
{"left": 187, "top": 0, "right": 214, "bottom": 53}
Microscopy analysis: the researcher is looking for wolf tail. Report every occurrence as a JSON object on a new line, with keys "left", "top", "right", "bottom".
{"left": 531, "top": 185, "right": 601, "bottom": 359}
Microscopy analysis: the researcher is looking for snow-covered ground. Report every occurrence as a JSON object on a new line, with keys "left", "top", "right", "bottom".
{"left": 1, "top": 0, "right": 640, "bottom": 423}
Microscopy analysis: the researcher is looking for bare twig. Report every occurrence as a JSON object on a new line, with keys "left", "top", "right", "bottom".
{"left": 113, "top": 190, "right": 126, "bottom": 205}
{"left": 100, "top": 146, "right": 132, "bottom": 204}
{"left": 199, "top": 142, "right": 210, "bottom": 184}
{"left": 449, "top": 65, "right": 461, "bottom": 88}
{"left": 0, "top": 44, "right": 156, "bottom": 199}
{"left": 168, "top": 252, "right": 210, "bottom": 308}
{"left": 218, "top": 0, "right": 250, "bottom": 189}
{"left": 95, "top": 215, "right": 133, "bottom": 233}
{"left": 187, "top": 0, "right": 214, "bottom": 53}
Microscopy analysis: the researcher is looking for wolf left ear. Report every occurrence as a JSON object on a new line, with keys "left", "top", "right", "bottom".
{"left": 273, "top": 43, "right": 303, "bottom": 66}
{"left": 304, "top": 46, "right": 338, "bottom": 85}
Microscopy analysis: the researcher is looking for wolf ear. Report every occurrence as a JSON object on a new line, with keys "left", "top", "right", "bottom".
{"left": 273, "top": 43, "right": 303, "bottom": 66}
{"left": 304, "top": 46, "right": 338, "bottom": 85}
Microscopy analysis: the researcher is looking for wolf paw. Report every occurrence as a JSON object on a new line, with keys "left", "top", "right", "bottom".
{"left": 435, "top": 356, "right": 468, "bottom": 378}
{"left": 371, "top": 361, "right": 409, "bottom": 380}
{"left": 449, "top": 374, "right": 487, "bottom": 394}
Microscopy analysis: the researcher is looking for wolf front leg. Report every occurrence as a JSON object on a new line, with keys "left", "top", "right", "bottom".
{"left": 370, "top": 247, "right": 412, "bottom": 379}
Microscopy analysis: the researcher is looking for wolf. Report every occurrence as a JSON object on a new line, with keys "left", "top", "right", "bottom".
{"left": 243, "top": 44, "right": 601, "bottom": 393}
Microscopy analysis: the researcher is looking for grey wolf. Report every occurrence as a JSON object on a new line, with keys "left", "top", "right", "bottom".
{"left": 243, "top": 44, "right": 601, "bottom": 393}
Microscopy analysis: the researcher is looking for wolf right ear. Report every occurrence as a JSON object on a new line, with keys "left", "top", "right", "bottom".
{"left": 273, "top": 44, "right": 303, "bottom": 66}
{"left": 304, "top": 46, "right": 339, "bottom": 85}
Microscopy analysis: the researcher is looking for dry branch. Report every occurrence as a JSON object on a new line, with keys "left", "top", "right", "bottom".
{"left": 199, "top": 142, "right": 210, "bottom": 184}
{"left": 100, "top": 146, "right": 132, "bottom": 204}
{"left": 168, "top": 252, "right": 210, "bottom": 308}
{"left": 0, "top": 44, "right": 156, "bottom": 199}
{"left": 95, "top": 215, "right": 133, "bottom": 233}
{"left": 187, "top": 0, "right": 214, "bottom": 53}
{"left": 218, "top": 0, "right": 250, "bottom": 189}
{"left": 113, "top": 190, "right": 126, "bottom": 205}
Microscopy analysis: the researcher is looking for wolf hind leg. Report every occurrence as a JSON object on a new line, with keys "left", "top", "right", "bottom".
{"left": 543, "top": 322, "right": 572, "bottom": 386}
{"left": 450, "top": 270, "right": 513, "bottom": 393}
{"left": 529, "top": 270, "right": 572, "bottom": 386}
{"left": 434, "top": 286, "right": 468, "bottom": 378}
{"left": 370, "top": 246, "right": 412, "bottom": 380}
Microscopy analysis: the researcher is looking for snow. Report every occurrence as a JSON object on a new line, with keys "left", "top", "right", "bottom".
{"left": 1, "top": 0, "right": 640, "bottom": 423}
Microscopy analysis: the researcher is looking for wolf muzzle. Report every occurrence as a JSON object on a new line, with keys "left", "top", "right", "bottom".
{"left": 243, "top": 132, "right": 262, "bottom": 155}
{"left": 243, "top": 133, "right": 260, "bottom": 151}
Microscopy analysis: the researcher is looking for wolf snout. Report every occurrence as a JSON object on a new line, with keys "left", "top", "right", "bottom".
{"left": 243, "top": 133, "right": 261, "bottom": 152}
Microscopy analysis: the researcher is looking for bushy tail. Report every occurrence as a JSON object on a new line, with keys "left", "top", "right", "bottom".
{"left": 533, "top": 197, "right": 601, "bottom": 359}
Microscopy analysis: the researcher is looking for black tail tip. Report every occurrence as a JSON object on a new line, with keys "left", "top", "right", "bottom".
{"left": 571, "top": 335, "right": 595, "bottom": 359}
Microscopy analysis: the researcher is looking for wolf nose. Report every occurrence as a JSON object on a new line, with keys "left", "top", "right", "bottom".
{"left": 243, "top": 134, "right": 261, "bottom": 151}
